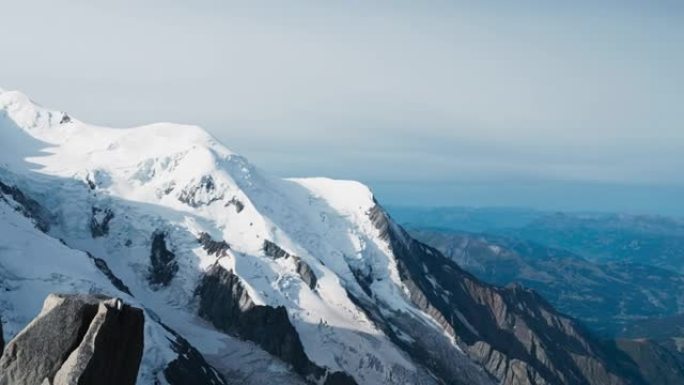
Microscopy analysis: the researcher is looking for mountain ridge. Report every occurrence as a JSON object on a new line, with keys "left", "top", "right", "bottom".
{"left": 0, "top": 88, "right": 649, "bottom": 384}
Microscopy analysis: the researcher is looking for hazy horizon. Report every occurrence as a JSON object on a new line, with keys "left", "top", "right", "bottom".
{"left": 2, "top": 0, "right": 682, "bottom": 216}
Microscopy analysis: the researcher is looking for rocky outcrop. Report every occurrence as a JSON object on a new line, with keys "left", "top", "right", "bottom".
{"left": 86, "top": 252, "right": 133, "bottom": 296}
{"left": 89, "top": 206, "right": 114, "bottom": 237}
{"left": 164, "top": 334, "right": 229, "bottom": 385}
{"left": 368, "top": 203, "right": 645, "bottom": 385}
{"left": 0, "top": 180, "right": 50, "bottom": 232}
{"left": 0, "top": 294, "right": 144, "bottom": 385}
{"left": 196, "top": 264, "right": 316, "bottom": 375}
{"left": 198, "top": 232, "right": 230, "bottom": 257}
{"left": 148, "top": 231, "right": 178, "bottom": 287}
{"left": 262, "top": 239, "right": 292, "bottom": 259}
{"left": 178, "top": 175, "right": 223, "bottom": 207}
{"left": 155, "top": 321, "right": 229, "bottom": 385}
{"left": 323, "top": 371, "right": 358, "bottom": 385}
{"left": 225, "top": 196, "right": 245, "bottom": 213}
{"left": 195, "top": 264, "right": 348, "bottom": 383}
{"left": 293, "top": 256, "right": 317, "bottom": 289}
{"left": 59, "top": 113, "right": 71, "bottom": 125}
{"left": 263, "top": 240, "right": 317, "bottom": 289}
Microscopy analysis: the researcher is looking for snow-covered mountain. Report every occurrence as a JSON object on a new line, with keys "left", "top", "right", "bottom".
{"left": 0, "top": 88, "right": 647, "bottom": 385}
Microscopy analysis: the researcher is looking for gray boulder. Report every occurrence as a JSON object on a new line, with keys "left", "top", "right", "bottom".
{"left": 0, "top": 293, "right": 144, "bottom": 385}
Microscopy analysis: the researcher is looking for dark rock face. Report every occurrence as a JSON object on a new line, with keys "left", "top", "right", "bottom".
{"left": 178, "top": 175, "right": 223, "bottom": 207}
{"left": 349, "top": 266, "right": 373, "bottom": 297}
{"left": 85, "top": 174, "right": 97, "bottom": 190}
{"left": 262, "top": 240, "right": 317, "bottom": 289}
{"left": 0, "top": 180, "right": 50, "bottom": 232}
{"left": 161, "top": 324, "right": 228, "bottom": 385}
{"left": 293, "top": 256, "right": 317, "bottom": 289}
{"left": 148, "top": 232, "right": 178, "bottom": 287}
{"left": 164, "top": 335, "right": 228, "bottom": 385}
{"left": 90, "top": 206, "right": 114, "bottom": 238}
{"left": 368, "top": 203, "right": 645, "bottom": 385}
{"left": 0, "top": 294, "right": 144, "bottom": 385}
{"left": 86, "top": 252, "right": 133, "bottom": 296}
{"left": 59, "top": 113, "right": 71, "bottom": 124}
{"left": 198, "top": 232, "right": 230, "bottom": 257}
{"left": 323, "top": 371, "right": 358, "bottom": 385}
{"left": 345, "top": 281, "right": 495, "bottom": 385}
{"left": 196, "top": 264, "right": 345, "bottom": 382}
{"left": 196, "top": 265, "right": 315, "bottom": 375}
{"left": 141, "top": 310, "right": 228, "bottom": 385}
{"left": 262, "top": 239, "right": 291, "bottom": 259}
{"left": 0, "top": 315, "right": 4, "bottom": 353}
{"left": 225, "top": 196, "right": 245, "bottom": 213}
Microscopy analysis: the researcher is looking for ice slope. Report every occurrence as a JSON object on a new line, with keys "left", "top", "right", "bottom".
{"left": 0, "top": 88, "right": 465, "bottom": 384}
{"left": 0, "top": 183, "right": 185, "bottom": 384}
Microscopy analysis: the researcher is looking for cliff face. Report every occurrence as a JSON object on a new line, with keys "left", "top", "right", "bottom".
{"left": 0, "top": 294, "right": 144, "bottom": 385}
{"left": 195, "top": 263, "right": 356, "bottom": 384}
{"left": 196, "top": 264, "right": 315, "bottom": 375}
{"left": 369, "top": 204, "right": 645, "bottom": 385}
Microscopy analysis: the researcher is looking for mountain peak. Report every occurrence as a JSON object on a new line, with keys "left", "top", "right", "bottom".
{"left": 0, "top": 88, "right": 648, "bottom": 385}
{"left": 0, "top": 88, "right": 69, "bottom": 133}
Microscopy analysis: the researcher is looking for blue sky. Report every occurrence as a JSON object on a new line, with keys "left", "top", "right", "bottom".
{"left": 2, "top": 1, "right": 683, "bottom": 214}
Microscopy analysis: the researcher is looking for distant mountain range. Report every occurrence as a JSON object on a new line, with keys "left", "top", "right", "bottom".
{"left": 390, "top": 206, "right": 684, "bottom": 385}
{"left": 406, "top": 228, "right": 684, "bottom": 338}
{"left": 390, "top": 206, "right": 684, "bottom": 274}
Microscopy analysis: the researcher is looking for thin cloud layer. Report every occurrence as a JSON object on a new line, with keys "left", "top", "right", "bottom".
{"left": 1, "top": 0, "right": 682, "bottom": 213}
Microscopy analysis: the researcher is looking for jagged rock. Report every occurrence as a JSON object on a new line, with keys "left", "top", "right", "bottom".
{"left": 159, "top": 323, "right": 228, "bottom": 385}
{"left": 198, "top": 232, "right": 230, "bottom": 257}
{"left": 83, "top": 170, "right": 112, "bottom": 191}
{"left": 293, "top": 256, "right": 317, "bottom": 289}
{"left": 164, "top": 336, "right": 228, "bottom": 385}
{"left": 262, "top": 239, "right": 292, "bottom": 259}
{"left": 262, "top": 241, "right": 318, "bottom": 290}
{"left": 148, "top": 232, "right": 178, "bottom": 287}
{"left": 59, "top": 113, "right": 71, "bottom": 124}
{"left": 89, "top": 207, "right": 114, "bottom": 238}
{"left": 225, "top": 197, "right": 245, "bottom": 213}
{"left": 85, "top": 175, "right": 96, "bottom": 190}
{"left": 324, "top": 371, "right": 358, "bottom": 385}
{"left": 349, "top": 265, "right": 374, "bottom": 297}
{"left": 178, "top": 175, "right": 223, "bottom": 207}
{"left": 0, "top": 294, "right": 144, "bottom": 385}
{"left": 0, "top": 180, "right": 50, "bottom": 232}
{"left": 376, "top": 304, "right": 496, "bottom": 385}
{"left": 368, "top": 203, "right": 645, "bottom": 385}
{"left": 195, "top": 264, "right": 325, "bottom": 379}
{"left": 86, "top": 252, "right": 133, "bottom": 296}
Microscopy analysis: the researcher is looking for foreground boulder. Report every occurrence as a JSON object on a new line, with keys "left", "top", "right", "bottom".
{"left": 0, "top": 294, "right": 144, "bottom": 385}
